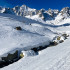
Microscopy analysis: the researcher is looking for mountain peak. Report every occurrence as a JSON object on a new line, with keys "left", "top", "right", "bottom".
{"left": 0, "top": 5, "right": 70, "bottom": 22}
{"left": 60, "top": 7, "right": 70, "bottom": 17}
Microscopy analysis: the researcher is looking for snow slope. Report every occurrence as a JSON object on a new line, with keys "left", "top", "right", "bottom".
{"left": 1, "top": 37, "right": 70, "bottom": 70}
{"left": 0, "top": 13, "right": 56, "bottom": 58}
{"left": 0, "top": 12, "right": 70, "bottom": 70}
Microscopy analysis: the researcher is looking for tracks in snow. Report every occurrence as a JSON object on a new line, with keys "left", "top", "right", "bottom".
{"left": 49, "top": 51, "right": 70, "bottom": 70}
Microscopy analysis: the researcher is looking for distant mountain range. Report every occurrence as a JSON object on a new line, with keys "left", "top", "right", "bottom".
{"left": 0, "top": 5, "right": 70, "bottom": 22}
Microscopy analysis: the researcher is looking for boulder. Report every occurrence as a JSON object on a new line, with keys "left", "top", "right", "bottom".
{"left": 15, "top": 26, "right": 22, "bottom": 30}
{"left": 50, "top": 41, "right": 58, "bottom": 46}
{"left": 57, "top": 36, "right": 61, "bottom": 40}
{"left": 59, "top": 40, "right": 64, "bottom": 43}
{"left": 62, "top": 33, "right": 69, "bottom": 39}
{"left": 20, "top": 53, "right": 24, "bottom": 58}
{"left": 2, "top": 50, "right": 18, "bottom": 62}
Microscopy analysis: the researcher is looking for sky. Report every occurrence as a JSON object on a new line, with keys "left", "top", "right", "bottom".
{"left": 0, "top": 0, "right": 70, "bottom": 10}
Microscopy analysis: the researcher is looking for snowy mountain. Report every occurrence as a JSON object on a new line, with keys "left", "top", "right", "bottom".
{"left": 0, "top": 5, "right": 70, "bottom": 70}
{"left": 0, "top": 5, "right": 70, "bottom": 22}
{"left": 13, "top": 5, "right": 37, "bottom": 16}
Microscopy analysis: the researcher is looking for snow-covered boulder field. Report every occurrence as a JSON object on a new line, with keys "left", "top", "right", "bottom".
{"left": 0, "top": 11, "right": 70, "bottom": 70}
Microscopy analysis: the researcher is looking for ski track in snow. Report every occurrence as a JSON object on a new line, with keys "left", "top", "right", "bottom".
{"left": 49, "top": 51, "right": 70, "bottom": 70}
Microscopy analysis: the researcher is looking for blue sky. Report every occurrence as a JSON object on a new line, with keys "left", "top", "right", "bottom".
{"left": 0, "top": 0, "right": 70, "bottom": 10}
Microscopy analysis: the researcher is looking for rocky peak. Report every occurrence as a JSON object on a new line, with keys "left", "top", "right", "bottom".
{"left": 21, "top": 5, "right": 28, "bottom": 10}
{"left": 13, "top": 5, "right": 38, "bottom": 16}
{"left": 47, "top": 8, "right": 59, "bottom": 17}
{"left": 39, "top": 9, "right": 45, "bottom": 13}
{"left": 60, "top": 7, "right": 70, "bottom": 17}
{"left": 0, "top": 7, "right": 15, "bottom": 14}
{"left": 13, "top": 6, "right": 20, "bottom": 11}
